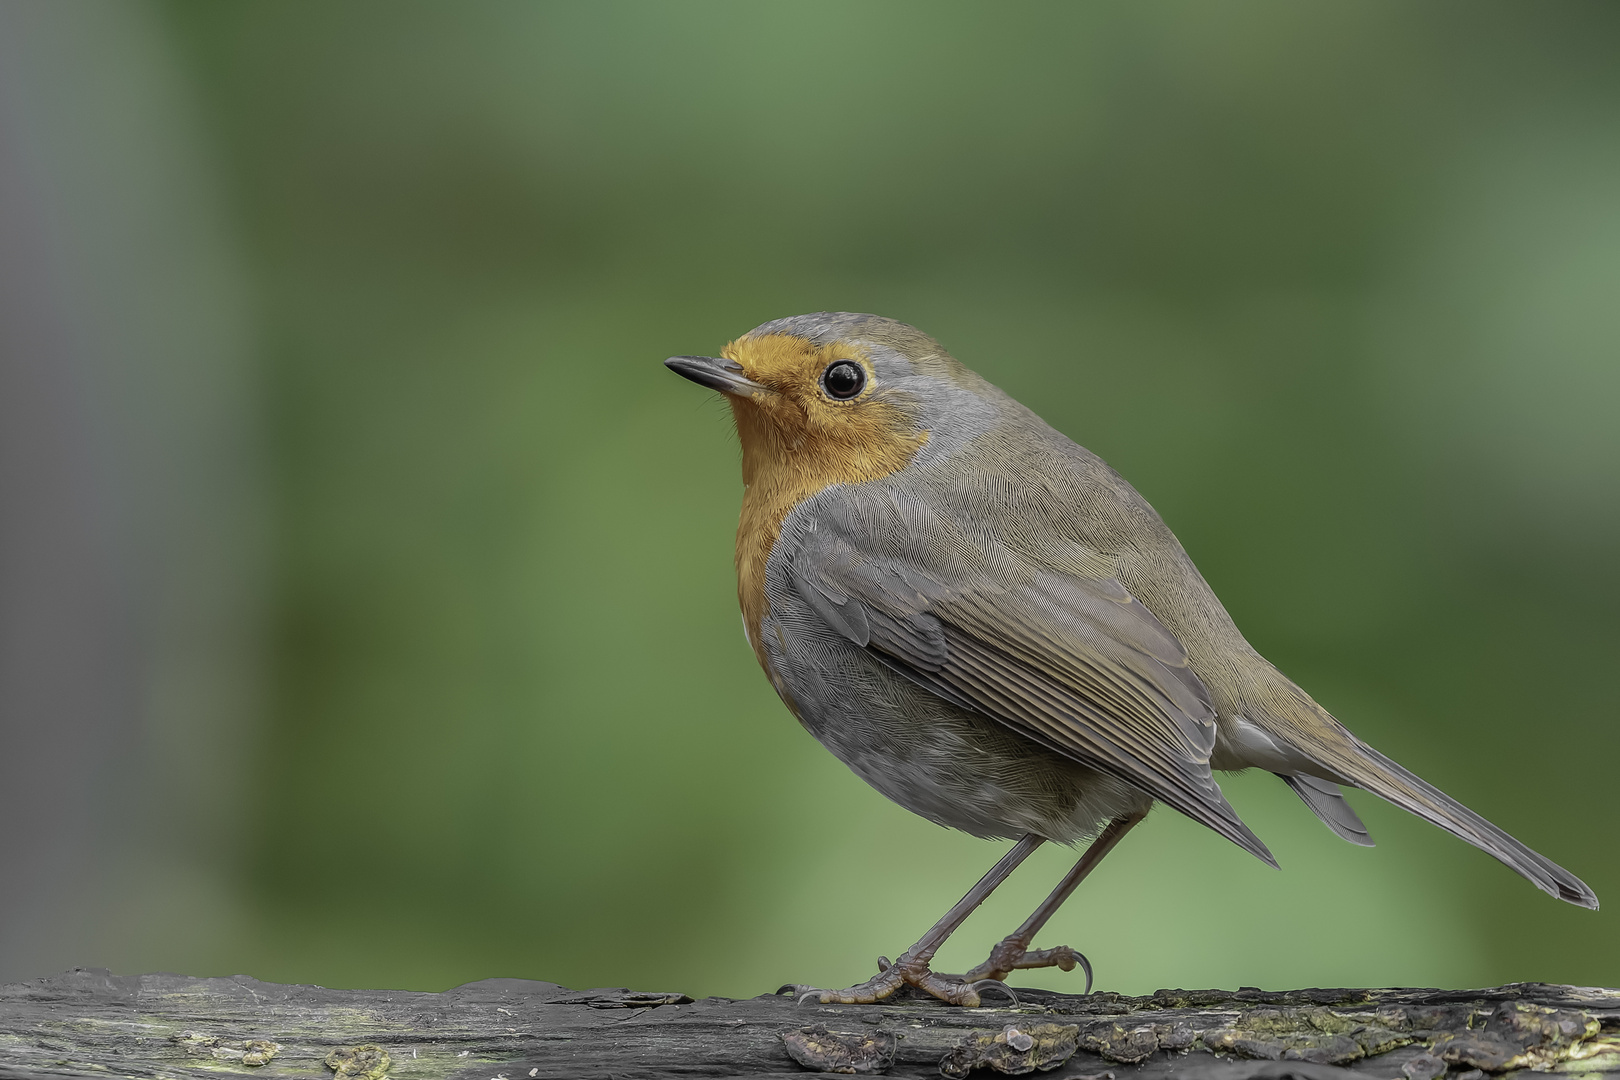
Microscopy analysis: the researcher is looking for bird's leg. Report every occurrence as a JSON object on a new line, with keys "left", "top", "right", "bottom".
{"left": 803, "top": 834, "right": 1044, "bottom": 1006}
{"left": 964, "top": 811, "right": 1145, "bottom": 989}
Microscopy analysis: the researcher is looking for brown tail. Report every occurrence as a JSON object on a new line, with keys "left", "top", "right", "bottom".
{"left": 1338, "top": 742, "right": 1597, "bottom": 909}
{"left": 1246, "top": 667, "right": 1597, "bottom": 909}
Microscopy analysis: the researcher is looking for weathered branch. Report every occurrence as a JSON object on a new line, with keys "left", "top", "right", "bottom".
{"left": 2, "top": 970, "right": 1618, "bottom": 1080}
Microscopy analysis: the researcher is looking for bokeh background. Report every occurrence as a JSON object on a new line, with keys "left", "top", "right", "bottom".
{"left": 1, "top": 0, "right": 1616, "bottom": 997}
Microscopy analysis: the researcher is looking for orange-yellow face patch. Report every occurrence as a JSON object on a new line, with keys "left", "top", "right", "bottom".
{"left": 720, "top": 333, "right": 928, "bottom": 669}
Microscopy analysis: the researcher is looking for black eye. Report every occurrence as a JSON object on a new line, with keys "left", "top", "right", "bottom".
{"left": 821, "top": 360, "right": 866, "bottom": 400}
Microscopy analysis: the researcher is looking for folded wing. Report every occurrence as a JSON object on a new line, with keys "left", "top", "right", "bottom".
{"left": 786, "top": 497, "right": 1274, "bottom": 865}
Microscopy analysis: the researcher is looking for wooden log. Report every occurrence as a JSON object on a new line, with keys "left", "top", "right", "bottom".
{"left": 1, "top": 969, "right": 1618, "bottom": 1080}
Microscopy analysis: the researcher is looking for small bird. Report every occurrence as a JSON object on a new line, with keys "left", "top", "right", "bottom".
{"left": 665, "top": 313, "right": 1596, "bottom": 1006}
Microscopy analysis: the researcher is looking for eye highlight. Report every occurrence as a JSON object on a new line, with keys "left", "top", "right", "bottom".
{"left": 821, "top": 360, "right": 866, "bottom": 400}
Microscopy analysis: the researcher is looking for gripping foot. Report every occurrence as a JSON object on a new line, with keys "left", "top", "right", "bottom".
{"left": 964, "top": 937, "right": 1094, "bottom": 994}
{"left": 793, "top": 954, "right": 1023, "bottom": 1008}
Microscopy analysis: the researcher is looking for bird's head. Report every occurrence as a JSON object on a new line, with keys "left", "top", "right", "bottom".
{"left": 665, "top": 312, "right": 993, "bottom": 489}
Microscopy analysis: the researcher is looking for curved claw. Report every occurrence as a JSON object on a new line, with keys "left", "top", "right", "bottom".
{"left": 967, "top": 979, "right": 1020, "bottom": 1008}
{"left": 776, "top": 984, "right": 832, "bottom": 1004}
{"left": 1075, "top": 950, "right": 1094, "bottom": 995}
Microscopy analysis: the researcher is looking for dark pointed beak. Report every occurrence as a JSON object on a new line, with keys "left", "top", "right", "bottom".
{"left": 664, "top": 355, "right": 765, "bottom": 396}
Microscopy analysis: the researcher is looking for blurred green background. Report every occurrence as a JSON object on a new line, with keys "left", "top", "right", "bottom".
{"left": 1, "top": 1, "right": 1615, "bottom": 997}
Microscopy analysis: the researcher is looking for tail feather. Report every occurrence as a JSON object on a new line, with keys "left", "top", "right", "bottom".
{"left": 1245, "top": 669, "right": 1596, "bottom": 909}
{"left": 1344, "top": 745, "right": 1597, "bottom": 909}
{"left": 1280, "top": 773, "right": 1374, "bottom": 847}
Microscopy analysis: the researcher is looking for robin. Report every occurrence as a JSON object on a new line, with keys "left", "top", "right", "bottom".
{"left": 664, "top": 312, "right": 1596, "bottom": 1007}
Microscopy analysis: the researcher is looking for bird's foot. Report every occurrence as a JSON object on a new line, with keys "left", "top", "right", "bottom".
{"left": 785, "top": 955, "right": 1020, "bottom": 1008}
{"left": 964, "top": 936, "right": 1094, "bottom": 993}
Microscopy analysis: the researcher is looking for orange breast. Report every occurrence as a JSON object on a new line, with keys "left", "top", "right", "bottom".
{"left": 721, "top": 334, "right": 928, "bottom": 673}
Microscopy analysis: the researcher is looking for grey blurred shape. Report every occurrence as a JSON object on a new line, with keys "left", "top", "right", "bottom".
{"left": 0, "top": 0, "right": 261, "bottom": 979}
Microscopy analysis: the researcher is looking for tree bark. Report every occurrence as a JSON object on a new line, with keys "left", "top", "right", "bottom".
{"left": 2, "top": 969, "right": 1617, "bottom": 1080}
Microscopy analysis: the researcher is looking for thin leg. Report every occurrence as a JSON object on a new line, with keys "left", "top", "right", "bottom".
{"left": 806, "top": 834, "right": 1044, "bottom": 1006}
{"left": 964, "top": 811, "right": 1146, "bottom": 986}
